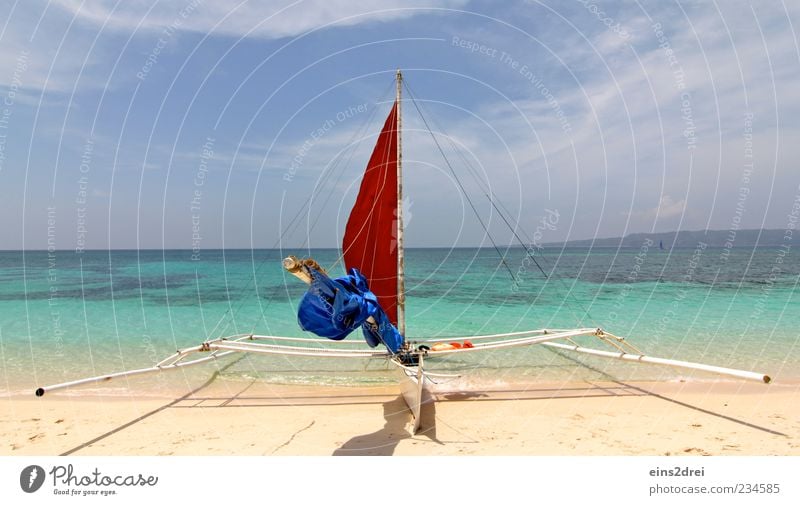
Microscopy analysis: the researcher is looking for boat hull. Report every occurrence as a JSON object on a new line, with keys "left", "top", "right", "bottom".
{"left": 394, "top": 355, "right": 431, "bottom": 434}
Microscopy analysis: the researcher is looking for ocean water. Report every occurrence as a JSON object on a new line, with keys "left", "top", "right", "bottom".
{"left": 0, "top": 246, "right": 797, "bottom": 395}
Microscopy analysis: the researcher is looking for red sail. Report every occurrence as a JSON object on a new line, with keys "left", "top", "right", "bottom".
{"left": 342, "top": 102, "right": 399, "bottom": 325}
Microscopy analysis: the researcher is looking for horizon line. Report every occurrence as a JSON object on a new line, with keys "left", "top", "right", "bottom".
{"left": 4, "top": 228, "right": 786, "bottom": 253}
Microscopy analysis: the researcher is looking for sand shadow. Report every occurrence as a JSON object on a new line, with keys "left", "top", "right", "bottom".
{"left": 414, "top": 387, "right": 440, "bottom": 441}
{"left": 333, "top": 392, "right": 440, "bottom": 456}
{"left": 617, "top": 381, "right": 787, "bottom": 437}
{"left": 439, "top": 391, "right": 490, "bottom": 401}
{"left": 544, "top": 346, "right": 788, "bottom": 437}
{"left": 58, "top": 357, "right": 248, "bottom": 456}
{"left": 60, "top": 368, "right": 227, "bottom": 456}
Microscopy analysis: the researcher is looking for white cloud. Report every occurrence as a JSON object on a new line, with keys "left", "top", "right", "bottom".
{"left": 647, "top": 195, "right": 686, "bottom": 219}
{"left": 381, "top": 0, "right": 800, "bottom": 241}
{"left": 1, "top": 0, "right": 467, "bottom": 93}
{"left": 0, "top": 6, "right": 104, "bottom": 93}
{"left": 50, "top": 0, "right": 468, "bottom": 39}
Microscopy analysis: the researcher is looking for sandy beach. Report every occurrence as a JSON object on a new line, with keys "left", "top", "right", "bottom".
{"left": 3, "top": 376, "right": 798, "bottom": 456}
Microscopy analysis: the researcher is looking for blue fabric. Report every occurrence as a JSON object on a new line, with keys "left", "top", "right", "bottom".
{"left": 297, "top": 267, "right": 404, "bottom": 354}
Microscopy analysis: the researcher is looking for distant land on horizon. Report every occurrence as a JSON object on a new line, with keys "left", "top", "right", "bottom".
{"left": 544, "top": 228, "right": 790, "bottom": 248}
{"left": 0, "top": 229, "right": 792, "bottom": 252}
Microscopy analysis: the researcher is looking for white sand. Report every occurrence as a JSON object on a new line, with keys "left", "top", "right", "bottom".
{"left": 3, "top": 377, "right": 798, "bottom": 456}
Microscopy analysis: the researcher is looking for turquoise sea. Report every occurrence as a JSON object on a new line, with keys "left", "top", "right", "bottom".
{"left": 1, "top": 246, "right": 798, "bottom": 395}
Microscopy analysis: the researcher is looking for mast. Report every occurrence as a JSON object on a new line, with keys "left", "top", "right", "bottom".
{"left": 396, "top": 69, "right": 406, "bottom": 337}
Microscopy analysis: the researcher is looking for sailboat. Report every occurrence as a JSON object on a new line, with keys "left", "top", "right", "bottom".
{"left": 35, "top": 71, "right": 770, "bottom": 434}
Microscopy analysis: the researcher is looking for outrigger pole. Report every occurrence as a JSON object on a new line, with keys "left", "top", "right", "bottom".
{"left": 541, "top": 341, "right": 770, "bottom": 383}
{"left": 35, "top": 327, "right": 770, "bottom": 397}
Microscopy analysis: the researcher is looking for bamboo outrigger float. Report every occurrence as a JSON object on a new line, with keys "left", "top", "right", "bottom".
{"left": 35, "top": 71, "right": 770, "bottom": 434}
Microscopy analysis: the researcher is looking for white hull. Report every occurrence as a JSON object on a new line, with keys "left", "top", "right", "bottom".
{"left": 397, "top": 364, "right": 424, "bottom": 434}
{"left": 393, "top": 354, "right": 431, "bottom": 434}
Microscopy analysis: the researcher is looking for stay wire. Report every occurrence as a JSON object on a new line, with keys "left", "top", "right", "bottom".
{"left": 300, "top": 82, "right": 393, "bottom": 251}
{"left": 450, "top": 144, "right": 596, "bottom": 327}
{"left": 210, "top": 81, "right": 395, "bottom": 340}
{"left": 301, "top": 102, "right": 381, "bottom": 251}
{"left": 403, "top": 80, "right": 596, "bottom": 328}
{"left": 325, "top": 82, "right": 398, "bottom": 274}
{"left": 403, "top": 84, "right": 517, "bottom": 282}
{"left": 438, "top": 123, "right": 594, "bottom": 326}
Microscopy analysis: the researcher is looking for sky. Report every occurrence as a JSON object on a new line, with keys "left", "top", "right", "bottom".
{"left": 1, "top": 0, "right": 799, "bottom": 250}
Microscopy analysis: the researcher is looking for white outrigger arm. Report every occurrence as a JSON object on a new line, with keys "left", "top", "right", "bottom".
{"left": 413, "top": 328, "right": 771, "bottom": 384}
{"left": 34, "top": 327, "right": 770, "bottom": 398}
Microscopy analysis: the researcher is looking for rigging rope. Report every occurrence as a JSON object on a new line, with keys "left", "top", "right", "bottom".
{"left": 207, "top": 81, "right": 395, "bottom": 340}
{"left": 402, "top": 79, "right": 597, "bottom": 328}
{"left": 435, "top": 115, "right": 597, "bottom": 327}
{"left": 207, "top": 73, "right": 599, "bottom": 341}
{"left": 403, "top": 83, "right": 517, "bottom": 281}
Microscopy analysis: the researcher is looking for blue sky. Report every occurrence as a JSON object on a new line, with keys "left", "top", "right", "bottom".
{"left": 1, "top": 0, "right": 799, "bottom": 250}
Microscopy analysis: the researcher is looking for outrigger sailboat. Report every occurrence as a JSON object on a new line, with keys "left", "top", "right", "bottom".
{"left": 35, "top": 71, "right": 770, "bottom": 434}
